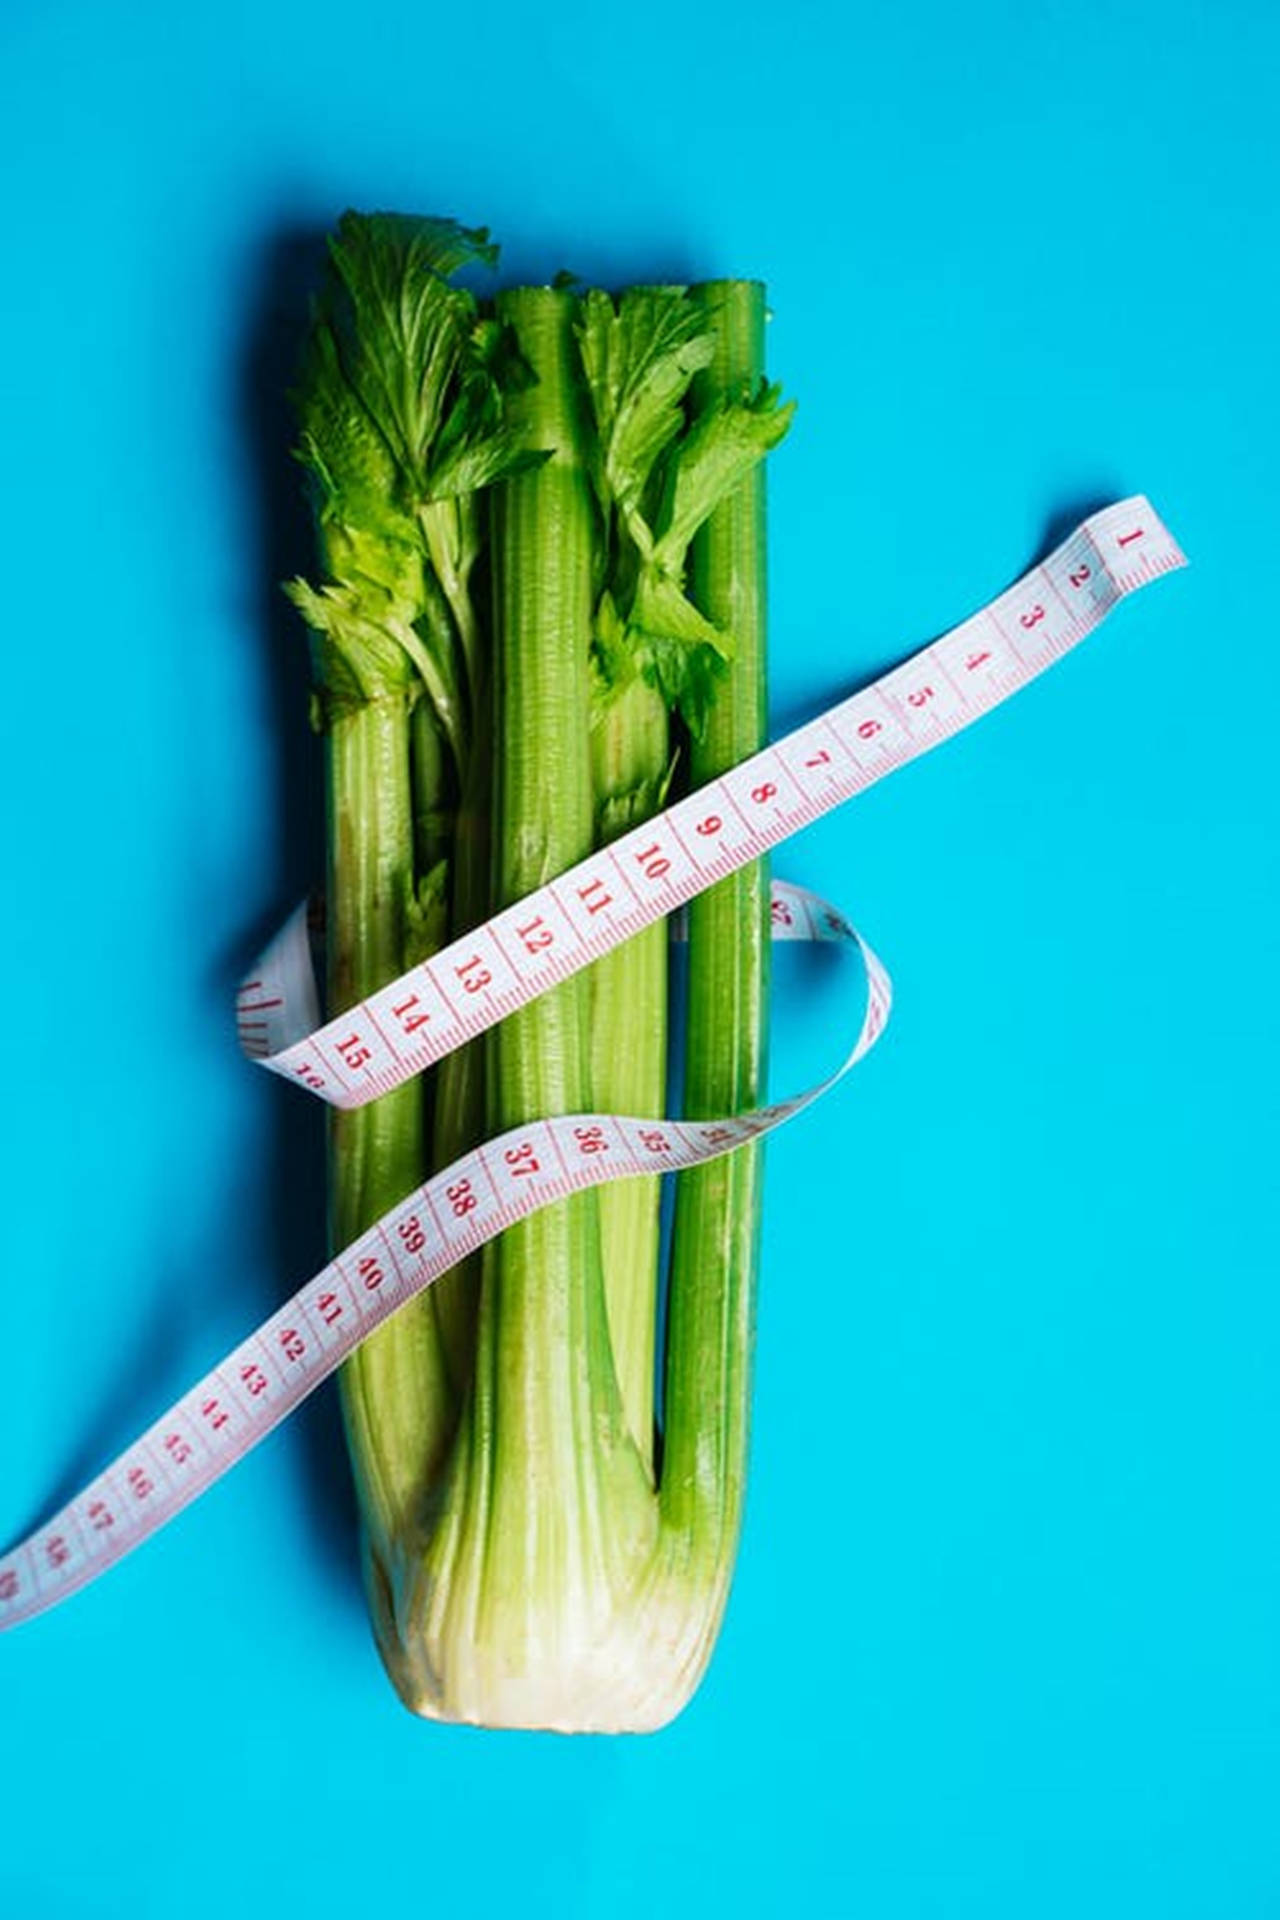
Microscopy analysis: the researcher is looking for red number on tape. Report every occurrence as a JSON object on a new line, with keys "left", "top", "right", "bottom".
{"left": 574, "top": 1125, "right": 608, "bottom": 1155}
{"left": 240, "top": 1365, "right": 269, "bottom": 1399}
{"left": 636, "top": 842, "right": 671, "bottom": 882}
{"left": 392, "top": 994, "right": 430, "bottom": 1035}
{"left": 165, "top": 1433, "right": 193, "bottom": 1465}
{"left": 357, "top": 1255, "right": 384, "bottom": 1290}
{"left": 337, "top": 1035, "right": 372, "bottom": 1072}
{"left": 517, "top": 915, "right": 554, "bottom": 953}
{"left": 696, "top": 815, "right": 722, "bottom": 836}
{"left": 578, "top": 879, "right": 612, "bottom": 916}
{"left": 397, "top": 1217, "right": 426, "bottom": 1256}
{"left": 504, "top": 1142, "right": 540, "bottom": 1177}
{"left": 278, "top": 1330, "right": 305, "bottom": 1364}
{"left": 456, "top": 956, "right": 492, "bottom": 994}
{"left": 447, "top": 1179, "right": 478, "bottom": 1218}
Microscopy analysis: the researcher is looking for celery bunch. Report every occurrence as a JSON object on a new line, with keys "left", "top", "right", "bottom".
{"left": 288, "top": 213, "right": 791, "bottom": 1731}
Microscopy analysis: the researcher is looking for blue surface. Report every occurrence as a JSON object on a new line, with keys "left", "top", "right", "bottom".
{"left": 2, "top": 1, "right": 1277, "bottom": 1913}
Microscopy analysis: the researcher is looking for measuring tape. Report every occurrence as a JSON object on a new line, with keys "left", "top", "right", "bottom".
{"left": 0, "top": 497, "right": 1185, "bottom": 1632}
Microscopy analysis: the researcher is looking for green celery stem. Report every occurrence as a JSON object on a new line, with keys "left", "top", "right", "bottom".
{"left": 590, "top": 677, "right": 671, "bottom": 1475}
{"left": 425, "top": 692, "right": 492, "bottom": 1396}
{"left": 661, "top": 282, "right": 770, "bottom": 1559}
{"left": 409, "top": 701, "right": 453, "bottom": 880}
{"left": 329, "top": 695, "right": 454, "bottom": 1569}
{"left": 460, "top": 287, "right": 634, "bottom": 1632}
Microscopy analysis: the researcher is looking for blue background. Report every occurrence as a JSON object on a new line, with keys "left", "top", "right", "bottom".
{"left": 2, "top": 1, "right": 1277, "bottom": 1913}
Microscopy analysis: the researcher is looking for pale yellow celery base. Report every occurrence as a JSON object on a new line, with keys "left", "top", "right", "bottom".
{"left": 368, "top": 1517, "right": 737, "bottom": 1734}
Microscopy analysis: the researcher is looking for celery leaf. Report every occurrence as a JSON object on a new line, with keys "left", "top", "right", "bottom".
{"left": 653, "top": 380, "right": 795, "bottom": 570}
{"left": 577, "top": 287, "right": 715, "bottom": 547}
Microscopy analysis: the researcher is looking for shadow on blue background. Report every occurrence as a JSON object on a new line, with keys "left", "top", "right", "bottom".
{"left": 232, "top": 222, "right": 358, "bottom": 1601}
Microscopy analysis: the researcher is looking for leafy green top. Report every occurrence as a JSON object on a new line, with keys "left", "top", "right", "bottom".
{"left": 576, "top": 286, "right": 793, "bottom": 738}
{"left": 286, "top": 212, "right": 538, "bottom": 740}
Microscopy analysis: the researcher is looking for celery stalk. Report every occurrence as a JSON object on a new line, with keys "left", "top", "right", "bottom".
{"left": 381, "top": 289, "right": 659, "bottom": 1730}
{"left": 287, "top": 210, "right": 541, "bottom": 1633}
{"left": 589, "top": 678, "right": 669, "bottom": 1474}
{"left": 575, "top": 282, "right": 790, "bottom": 1475}
{"left": 421, "top": 708, "right": 490, "bottom": 1400}
{"left": 294, "top": 233, "right": 791, "bottom": 1731}
{"left": 660, "top": 282, "right": 771, "bottom": 1625}
{"left": 327, "top": 696, "right": 455, "bottom": 1574}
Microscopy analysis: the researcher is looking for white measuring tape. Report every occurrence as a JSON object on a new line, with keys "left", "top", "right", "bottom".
{"left": 0, "top": 497, "right": 1185, "bottom": 1632}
